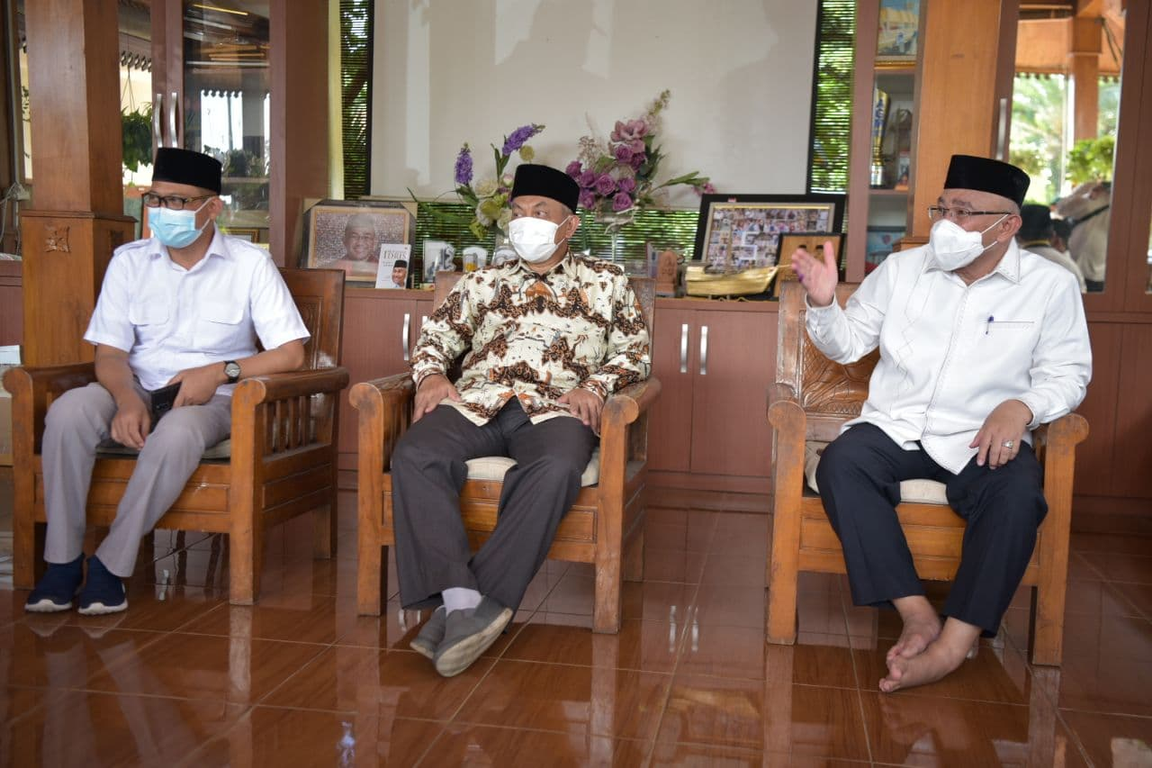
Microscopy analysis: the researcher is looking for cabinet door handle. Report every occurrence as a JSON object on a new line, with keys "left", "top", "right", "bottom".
{"left": 996, "top": 97, "right": 1009, "bottom": 161}
{"left": 153, "top": 92, "right": 164, "bottom": 148}
{"left": 168, "top": 91, "right": 179, "bottom": 147}
{"left": 679, "top": 323, "right": 689, "bottom": 374}
{"left": 402, "top": 312, "right": 411, "bottom": 362}
{"left": 699, "top": 325, "right": 709, "bottom": 376}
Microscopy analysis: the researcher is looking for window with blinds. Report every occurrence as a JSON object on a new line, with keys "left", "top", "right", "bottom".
{"left": 808, "top": 0, "right": 856, "bottom": 194}
{"left": 340, "top": 0, "right": 373, "bottom": 199}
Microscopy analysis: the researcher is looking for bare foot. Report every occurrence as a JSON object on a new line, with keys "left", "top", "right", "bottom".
{"left": 880, "top": 637, "right": 968, "bottom": 693}
{"left": 886, "top": 605, "right": 942, "bottom": 664}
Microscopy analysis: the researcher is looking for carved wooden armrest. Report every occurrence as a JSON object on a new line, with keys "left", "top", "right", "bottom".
{"left": 350, "top": 373, "right": 416, "bottom": 471}
{"left": 4, "top": 363, "right": 99, "bottom": 451}
{"left": 602, "top": 377, "right": 662, "bottom": 431}
{"left": 235, "top": 367, "right": 350, "bottom": 404}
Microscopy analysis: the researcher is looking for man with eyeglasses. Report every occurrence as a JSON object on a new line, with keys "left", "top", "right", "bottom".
{"left": 791, "top": 155, "right": 1091, "bottom": 693}
{"left": 24, "top": 148, "right": 310, "bottom": 616}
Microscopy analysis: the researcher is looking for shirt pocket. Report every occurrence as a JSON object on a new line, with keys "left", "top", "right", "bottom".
{"left": 981, "top": 319, "right": 1038, "bottom": 362}
{"left": 127, "top": 296, "right": 169, "bottom": 326}
{"left": 196, "top": 300, "right": 246, "bottom": 353}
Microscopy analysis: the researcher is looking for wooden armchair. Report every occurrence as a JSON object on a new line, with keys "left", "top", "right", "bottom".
{"left": 351, "top": 273, "right": 660, "bottom": 633}
{"left": 6, "top": 268, "right": 349, "bottom": 604}
{"left": 766, "top": 281, "right": 1088, "bottom": 665}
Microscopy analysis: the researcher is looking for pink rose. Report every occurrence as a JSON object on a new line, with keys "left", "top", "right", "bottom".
{"left": 595, "top": 174, "right": 617, "bottom": 196}
{"left": 612, "top": 192, "right": 634, "bottom": 212}
{"left": 565, "top": 161, "right": 583, "bottom": 177}
{"left": 617, "top": 176, "right": 636, "bottom": 194}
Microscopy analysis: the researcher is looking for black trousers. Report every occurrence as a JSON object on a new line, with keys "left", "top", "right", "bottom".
{"left": 390, "top": 399, "right": 596, "bottom": 612}
{"left": 815, "top": 423, "right": 1047, "bottom": 634}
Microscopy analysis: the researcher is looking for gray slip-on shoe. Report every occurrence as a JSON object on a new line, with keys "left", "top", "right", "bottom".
{"left": 433, "top": 597, "right": 513, "bottom": 678}
{"left": 410, "top": 605, "right": 447, "bottom": 660}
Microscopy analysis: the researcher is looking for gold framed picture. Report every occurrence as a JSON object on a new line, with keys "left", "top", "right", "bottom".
{"left": 303, "top": 200, "right": 415, "bottom": 285}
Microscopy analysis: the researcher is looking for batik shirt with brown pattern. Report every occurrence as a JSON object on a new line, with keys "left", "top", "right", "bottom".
{"left": 410, "top": 256, "right": 651, "bottom": 426}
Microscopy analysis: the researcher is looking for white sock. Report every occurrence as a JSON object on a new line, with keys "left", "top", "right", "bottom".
{"left": 442, "top": 587, "right": 482, "bottom": 614}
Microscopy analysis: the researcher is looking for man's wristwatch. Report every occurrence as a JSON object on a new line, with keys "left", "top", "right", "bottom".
{"left": 223, "top": 360, "right": 242, "bottom": 384}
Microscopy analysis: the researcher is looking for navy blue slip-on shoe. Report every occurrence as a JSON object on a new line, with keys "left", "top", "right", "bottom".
{"left": 25, "top": 554, "right": 85, "bottom": 613}
{"left": 77, "top": 556, "right": 127, "bottom": 616}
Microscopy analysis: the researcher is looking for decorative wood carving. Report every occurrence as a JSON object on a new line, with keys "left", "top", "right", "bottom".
{"left": 797, "top": 312, "right": 879, "bottom": 418}
{"left": 44, "top": 225, "right": 71, "bottom": 253}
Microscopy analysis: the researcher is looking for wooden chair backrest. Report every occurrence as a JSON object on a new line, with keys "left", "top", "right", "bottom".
{"left": 776, "top": 281, "right": 880, "bottom": 443}
{"left": 433, "top": 270, "right": 656, "bottom": 333}
{"left": 280, "top": 268, "right": 345, "bottom": 369}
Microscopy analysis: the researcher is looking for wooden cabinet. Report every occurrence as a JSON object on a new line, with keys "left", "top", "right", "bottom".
{"left": 337, "top": 289, "right": 433, "bottom": 470}
{"left": 648, "top": 300, "right": 777, "bottom": 494}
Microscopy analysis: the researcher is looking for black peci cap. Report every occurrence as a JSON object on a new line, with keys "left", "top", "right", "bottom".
{"left": 943, "top": 154, "right": 1030, "bottom": 208}
{"left": 152, "top": 148, "right": 223, "bottom": 194}
{"left": 509, "top": 164, "right": 580, "bottom": 211}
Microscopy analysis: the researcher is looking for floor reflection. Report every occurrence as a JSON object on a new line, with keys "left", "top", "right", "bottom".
{"left": 0, "top": 498, "right": 1150, "bottom": 765}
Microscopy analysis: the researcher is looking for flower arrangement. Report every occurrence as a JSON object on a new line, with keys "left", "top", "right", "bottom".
{"left": 566, "top": 90, "right": 713, "bottom": 232}
{"left": 451, "top": 124, "right": 545, "bottom": 241}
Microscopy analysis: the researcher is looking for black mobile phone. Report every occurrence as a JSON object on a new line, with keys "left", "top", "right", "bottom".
{"left": 148, "top": 383, "right": 182, "bottom": 430}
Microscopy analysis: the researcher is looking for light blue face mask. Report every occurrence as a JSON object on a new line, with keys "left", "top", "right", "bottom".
{"left": 149, "top": 198, "right": 211, "bottom": 249}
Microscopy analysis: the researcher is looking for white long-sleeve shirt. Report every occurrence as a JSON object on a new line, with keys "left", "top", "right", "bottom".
{"left": 805, "top": 240, "right": 1092, "bottom": 474}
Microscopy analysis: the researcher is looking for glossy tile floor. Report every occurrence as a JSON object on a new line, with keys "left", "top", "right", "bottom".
{"left": 1, "top": 486, "right": 1151, "bottom": 766}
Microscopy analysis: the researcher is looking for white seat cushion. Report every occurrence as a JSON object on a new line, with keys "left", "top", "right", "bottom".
{"left": 804, "top": 440, "right": 949, "bottom": 505}
{"left": 466, "top": 448, "right": 600, "bottom": 487}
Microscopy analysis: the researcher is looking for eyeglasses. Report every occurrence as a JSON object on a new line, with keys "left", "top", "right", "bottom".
{"left": 927, "top": 206, "right": 1013, "bottom": 223}
{"left": 141, "top": 192, "right": 214, "bottom": 210}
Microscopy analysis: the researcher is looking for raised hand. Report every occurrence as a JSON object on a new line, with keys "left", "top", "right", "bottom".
{"left": 790, "top": 240, "right": 839, "bottom": 308}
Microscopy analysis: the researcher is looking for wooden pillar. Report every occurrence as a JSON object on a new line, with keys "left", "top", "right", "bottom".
{"left": 20, "top": 0, "right": 134, "bottom": 366}
{"left": 1070, "top": 16, "right": 1102, "bottom": 142}
{"left": 907, "top": 0, "right": 1016, "bottom": 242}
{"left": 270, "top": 0, "right": 331, "bottom": 267}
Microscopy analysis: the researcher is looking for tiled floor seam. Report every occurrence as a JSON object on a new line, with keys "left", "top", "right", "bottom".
{"left": 640, "top": 540, "right": 707, "bottom": 766}
{"left": 840, "top": 583, "right": 877, "bottom": 764}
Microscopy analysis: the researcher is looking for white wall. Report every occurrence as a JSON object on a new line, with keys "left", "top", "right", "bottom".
{"left": 370, "top": 0, "right": 818, "bottom": 206}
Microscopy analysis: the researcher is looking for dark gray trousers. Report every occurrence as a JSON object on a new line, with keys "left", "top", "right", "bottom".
{"left": 815, "top": 423, "right": 1047, "bottom": 634}
{"left": 390, "top": 399, "right": 596, "bottom": 612}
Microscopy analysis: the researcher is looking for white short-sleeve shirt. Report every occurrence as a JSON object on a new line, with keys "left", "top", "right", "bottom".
{"left": 85, "top": 229, "right": 310, "bottom": 395}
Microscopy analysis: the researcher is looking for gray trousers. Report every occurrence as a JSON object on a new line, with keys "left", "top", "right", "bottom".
{"left": 391, "top": 399, "right": 596, "bottom": 611}
{"left": 42, "top": 381, "right": 232, "bottom": 577}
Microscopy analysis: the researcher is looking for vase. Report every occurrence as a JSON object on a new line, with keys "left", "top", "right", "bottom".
{"left": 598, "top": 210, "right": 637, "bottom": 263}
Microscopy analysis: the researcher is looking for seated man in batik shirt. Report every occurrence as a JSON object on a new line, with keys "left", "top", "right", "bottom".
{"left": 391, "top": 164, "right": 651, "bottom": 678}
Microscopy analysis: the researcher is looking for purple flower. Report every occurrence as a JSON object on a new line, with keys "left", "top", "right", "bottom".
{"left": 610, "top": 119, "right": 648, "bottom": 143}
{"left": 454, "top": 144, "right": 473, "bottom": 186}
{"left": 612, "top": 192, "right": 634, "bottom": 212}
{"left": 565, "top": 161, "right": 583, "bottom": 177}
{"left": 578, "top": 189, "right": 596, "bottom": 209}
{"left": 614, "top": 144, "right": 634, "bottom": 164}
{"left": 617, "top": 176, "right": 636, "bottom": 194}
{"left": 629, "top": 139, "right": 646, "bottom": 155}
{"left": 703, "top": 182, "right": 716, "bottom": 194}
{"left": 629, "top": 152, "right": 647, "bottom": 170}
{"left": 502, "top": 124, "right": 543, "bottom": 156}
{"left": 578, "top": 170, "right": 598, "bottom": 188}
{"left": 595, "top": 174, "right": 617, "bottom": 196}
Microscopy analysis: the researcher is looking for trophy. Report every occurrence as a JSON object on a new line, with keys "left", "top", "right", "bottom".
{"left": 870, "top": 87, "right": 890, "bottom": 188}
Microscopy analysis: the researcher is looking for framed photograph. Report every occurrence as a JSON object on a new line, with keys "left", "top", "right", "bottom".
{"left": 376, "top": 244, "right": 412, "bottom": 289}
{"left": 865, "top": 226, "right": 906, "bottom": 274}
{"left": 692, "top": 193, "right": 845, "bottom": 274}
{"left": 773, "top": 233, "right": 845, "bottom": 297}
{"left": 876, "top": 0, "right": 920, "bottom": 65}
{"left": 423, "top": 240, "right": 456, "bottom": 284}
{"left": 222, "top": 227, "right": 260, "bottom": 243}
{"left": 302, "top": 200, "right": 415, "bottom": 284}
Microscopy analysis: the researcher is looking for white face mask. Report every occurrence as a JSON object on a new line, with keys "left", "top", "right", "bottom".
{"left": 927, "top": 215, "right": 1008, "bottom": 271}
{"left": 507, "top": 215, "right": 570, "bottom": 264}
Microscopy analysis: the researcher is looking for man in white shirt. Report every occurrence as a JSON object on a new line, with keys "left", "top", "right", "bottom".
{"left": 792, "top": 155, "right": 1091, "bottom": 693}
{"left": 25, "top": 148, "right": 310, "bottom": 616}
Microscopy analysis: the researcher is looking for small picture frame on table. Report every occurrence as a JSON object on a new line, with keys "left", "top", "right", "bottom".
{"left": 423, "top": 240, "right": 456, "bottom": 284}
{"left": 222, "top": 227, "right": 261, "bottom": 243}
{"left": 302, "top": 200, "right": 415, "bottom": 285}
{"left": 772, "top": 233, "right": 845, "bottom": 297}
